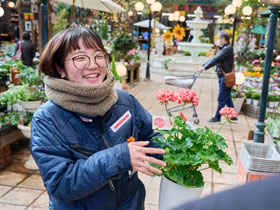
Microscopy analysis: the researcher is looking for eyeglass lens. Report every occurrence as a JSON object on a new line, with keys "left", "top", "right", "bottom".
{"left": 73, "top": 53, "right": 108, "bottom": 71}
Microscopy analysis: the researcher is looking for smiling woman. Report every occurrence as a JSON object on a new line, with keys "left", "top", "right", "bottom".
{"left": 30, "top": 27, "right": 166, "bottom": 210}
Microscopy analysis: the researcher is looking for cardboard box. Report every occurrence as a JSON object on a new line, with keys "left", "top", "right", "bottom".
{"left": 237, "top": 159, "right": 279, "bottom": 184}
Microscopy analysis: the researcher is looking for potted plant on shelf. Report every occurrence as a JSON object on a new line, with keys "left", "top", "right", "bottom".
{"left": 0, "top": 111, "right": 19, "bottom": 135}
{"left": 0, "top": 84, "right": 25, "bottom": 111}
{"left": 0, "top": 62, "right": 10, "bottom": 87}
{"left": 16, "top": 111, "right": 33, "bottom": 138}
{"left": 151, "top": 89, "right": 234, "bottom": 210}
{"left": 251, "top": 92, "right": 260, "bottom": 107}
{"left": 267, "top": 94, "right": 278, "bottom": 109}
{"left": 112, "top": 31, "right": 138, "bottom": 63}
{"left": 0, "top": 84, "right": 46, "bottom": 112}
{"left": 231, "top": 86, "right": 245, "bottom": 114}
{"left": 245, "top": 91, "right": 253, "bottom": 105}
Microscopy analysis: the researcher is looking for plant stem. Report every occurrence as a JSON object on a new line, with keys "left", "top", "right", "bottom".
{"left": 216, "top": 120, "right": 226, "bottom": 134}
{"left": 165, "top": 102, "right": 173, "bottom": 125}
{"left": 180, "top": 103, "right": 186, "bottom": 114}
{"left": 199, "top": 167, "right": 210, "bottom": 171}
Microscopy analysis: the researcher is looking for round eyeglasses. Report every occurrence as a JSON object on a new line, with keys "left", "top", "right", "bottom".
{"left": 65, "top": 53, "right": 110, "bottom": 71}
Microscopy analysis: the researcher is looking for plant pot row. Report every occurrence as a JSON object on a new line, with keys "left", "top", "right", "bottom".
{"left": 246, "top": 98, "right": 280, "bottom": 108}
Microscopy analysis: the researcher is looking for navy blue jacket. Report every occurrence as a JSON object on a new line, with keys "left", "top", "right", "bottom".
{"left": 30, "top": 89, "right": 160, "bottom": 210}
{"left": 203, "top": 43, "right": 234, "bottom": 78}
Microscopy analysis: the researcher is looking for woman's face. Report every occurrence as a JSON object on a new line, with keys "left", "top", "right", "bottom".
{"left": 57, "top": 39, "right": 107, "bottom": 86}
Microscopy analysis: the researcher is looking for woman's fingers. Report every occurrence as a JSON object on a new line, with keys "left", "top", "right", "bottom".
{"left": 128, "top": 141, "right": 166, "bottom": 176}
{"left": 141, "top": 147, "right": 165, "bottom": 155}
{"left": 144, "top": 156, "right": 166, "bottom": 167}
{"left": 135, "top": 166, "right": 153, "bottom": 176}
{"left": 138, "top": 161, "right": 163, "bottom": 175}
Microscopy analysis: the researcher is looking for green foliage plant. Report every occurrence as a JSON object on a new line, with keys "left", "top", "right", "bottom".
{"left": 53, "top": 8, "right": 68, "bottom": 35}
{"left": 268, "top": 94, "right": 277, "bottom": 102}
{"left": 99, "top": 19, "right": 109, "bottom": 41}
{"left": 0, "top": 85, "right": 25, "bottom": 107}
{"left": 19, "top": 66, "right": 43, "bottom": 87}
{"left": 0, "top": 84, "right": 46, "bottom": 108}
{"left": 251, "top": 92, "right": 261, "bottom": 100}
{"left": 113, "top": 31, "right": 137, "bottom": 62}
{"left": 163, "top": 59, "right": 172, "bottom": 70}
{"left": 0, "top": 111, "right": 33, "bottom": 128}
{"left": 152, "top": 90, "right": 233, "bottom": 188}
{"left": 245, "top": 91, "right": 252, "bottom": 99}
{"left": 110, "top": 53, "right": 122, "bottom": 82}
{"left": 236, "top": 42, "right": 255, "bottom": 66}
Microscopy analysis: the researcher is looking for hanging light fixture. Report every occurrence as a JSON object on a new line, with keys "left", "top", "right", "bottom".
{"left": 8, "top": 1, "right": 15, "bottom": 8}
{"left": 168, "top": 15, "right": 174, "bottom": 21}
{"left": 0, "top": 6, "right": 4, "bottom": 17}
{"left": 146, "top": 0, "right": 155, "bottom": 5}
{"left": 242, "top": 5, "right": 253, "bottom": 16}
{"left": 232, "top": 0, "right": 242, "bottom": 8}
{"left": 151, "top": 1, "right": 162, "bottom": 12}
{"left": 174, "top": 11, "right": 180, "bottom": 17}
{"left": 173, "top": 15, "right": 179, "bottom": 21}
{"left": 128, "top": 10, "right": 133, "bottom": 16}
{"left": 135, "top": 2, "right": 144, "bottom": 12}
{"left": 224, "top": 4, "right": 236, "bottom": 15}
{"left": 179, "top": 16, "right": 185, "bottom": 22}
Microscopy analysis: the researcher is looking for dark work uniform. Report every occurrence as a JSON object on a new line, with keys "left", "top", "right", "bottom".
{"left": 14, "top": 40, "right": 36, "bottom": 66}
{"left": 174, "top": 175, "right": 280, "bottom": 210}
{"left": 203, "top": 43, "right": 234, "bottom": 120}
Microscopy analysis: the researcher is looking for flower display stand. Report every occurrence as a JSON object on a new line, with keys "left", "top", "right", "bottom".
{"left": 17, "top": 125, "right": 38, "bottom": 170}
{"left": 232, "top": 97, "right": 245, "bottom": 114}
{"left": 126, "top": 63, "right": 140, "bottom": 84}
{"left": 158, "top": 176, "right": 203, "bottom": 210}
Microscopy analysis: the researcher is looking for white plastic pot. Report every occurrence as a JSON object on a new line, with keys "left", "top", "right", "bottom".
{"left": 19, "top": 100, "right": 41, "bottom": 111}
{"left": 159, "top": 176, "right": 204, "bottom": 210}
{"left": 17, "top": 124, "right": 38, "bottom": 170}
{"left": 232, "top": 98, "right": 245, "bottom": 114}
{"left": 17, "top": 124, "right": 31, "bottom": 138}
{"left": 246, "top": 98, "right": 252, "bottom": 105}
{"left": 252, "top": 99, "right": 259, "bottom": 106}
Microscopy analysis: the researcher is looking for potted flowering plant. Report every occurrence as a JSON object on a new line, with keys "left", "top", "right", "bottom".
{"left": 153, "top": 88, "right": 234, "bottom": 210}
{"left": 112, "top": 32, "right": 137, "bottom": 62}
{"left": 125, "top": 49, "right": 140, "bottom": 64}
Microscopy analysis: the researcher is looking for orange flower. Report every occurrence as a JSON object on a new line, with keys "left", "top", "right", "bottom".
{"left": 127, "top": 136, "right": 135, "bottom": 143}
{"left": 163, "top": 32, "right": 173, "bottom": 41}
{"left": 172, "top": 25, "right": 185, "bottom": 41}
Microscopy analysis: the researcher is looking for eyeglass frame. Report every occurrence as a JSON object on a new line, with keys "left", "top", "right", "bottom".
{"left": 65, "top": 52, "right": 110, "bottom": 71}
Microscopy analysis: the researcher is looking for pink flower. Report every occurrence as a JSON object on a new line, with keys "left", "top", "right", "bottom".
{"left": 156, "top": 90, "right": 178, "bottom": 103}
{"left": 219, "top": 107, "right": 237, "bottom": 121}
{"left": 177, "top": 89, "right": 199, "bottom": 107}
{"left": 252, "top": 59, "right": 259, "bottom": 64}
{"left": 273, "top": 72, "right": 279, "bottom": 78}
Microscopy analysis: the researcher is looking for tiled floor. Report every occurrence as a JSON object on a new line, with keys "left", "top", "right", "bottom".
{"left": 0, "top": 66, "right": 258, "bottom": 209}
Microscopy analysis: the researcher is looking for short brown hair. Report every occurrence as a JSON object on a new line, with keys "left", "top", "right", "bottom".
{"left": 39, "top": 27, "right": 111, "bottom": 78}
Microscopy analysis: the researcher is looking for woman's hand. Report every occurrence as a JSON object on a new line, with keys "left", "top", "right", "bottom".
{"left": 128, "top": 141, "right": 166, "bottom": 176}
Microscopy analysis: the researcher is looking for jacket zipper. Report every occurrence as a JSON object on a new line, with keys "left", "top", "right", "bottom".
{"left": 97, "top": 118, "right": 115, "bottom": 191}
